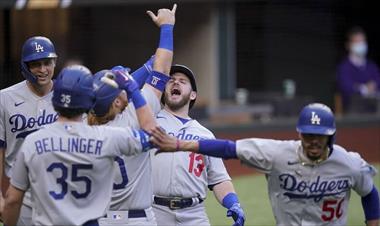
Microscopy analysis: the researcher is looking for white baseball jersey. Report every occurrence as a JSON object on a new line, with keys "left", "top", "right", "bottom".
{"left": 0, "top": 81, "right": 57, "bottom": 177}
{"left": 108, "top": 87, "right": 161, "bottom": 210}
{"left": 236, "top": 138, "right": 377, "bottom": 226}
{"left": 10, "top": 121, "right": 151, "bottom": 226}
{"left": 151, "top": 109, "right": 231, "bottom": 199}
{"left": 0, "top": 81, "right": 58, "bottom": 208}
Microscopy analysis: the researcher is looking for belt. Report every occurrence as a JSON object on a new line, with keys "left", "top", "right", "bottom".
{"left": 154, "top": 196, "right": 203, "bottom": 210}
{"left": 128, "top": 209, "right": 147, "bottom": 218}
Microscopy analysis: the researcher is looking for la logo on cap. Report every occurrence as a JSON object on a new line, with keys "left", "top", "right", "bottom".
{"left": 34, "top": 42, "right": 44, "bottom": 53}
{"left": 310, "top": 111, "right": 321, "bottom": 125}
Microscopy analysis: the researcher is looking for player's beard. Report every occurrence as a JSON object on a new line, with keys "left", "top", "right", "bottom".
{"left": 164, "top": 92, "right": 191, "bottom": 112}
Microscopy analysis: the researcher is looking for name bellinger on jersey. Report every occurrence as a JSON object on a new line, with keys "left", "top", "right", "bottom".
{"left": 34, "top": 136, "right": 103, "bottom": 156}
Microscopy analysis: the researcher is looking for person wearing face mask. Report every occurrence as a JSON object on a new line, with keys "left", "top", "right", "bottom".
{"left": 336, "top": 26, "right": 380, "bottom": 112}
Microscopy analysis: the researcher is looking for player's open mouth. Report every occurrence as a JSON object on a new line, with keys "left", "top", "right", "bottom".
{"left": 37, "top": 74, "right": 48, "bottom": 78}
{"left": 171, "top": 88, "right": 181, "bottom": 96}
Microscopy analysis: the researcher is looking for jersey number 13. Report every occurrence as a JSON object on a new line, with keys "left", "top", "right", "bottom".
{"left": 188, "top": 153, "right": 205, "bottom": 177}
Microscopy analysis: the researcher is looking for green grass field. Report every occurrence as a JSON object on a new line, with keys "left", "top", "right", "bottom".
{"left": 205, "top": 164, "right": 380, "bottom": 226}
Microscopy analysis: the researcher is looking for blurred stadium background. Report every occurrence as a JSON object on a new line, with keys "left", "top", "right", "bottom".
{"left": 0, "top": 0, "right": 379, "bottom": 225}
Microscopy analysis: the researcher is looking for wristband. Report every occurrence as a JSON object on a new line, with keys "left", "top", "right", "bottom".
{"left": 222, "top": 192, "right": 240, "bottom": 209}
{"left": 146, "top": 71, "right": 170, "bottom": 92}
{"left": 133, "top": 129, "right": 153, "bottom": 152}
{"left": 159, "top": 24, "right": 174, "bottom": 51}
{"left": 176, "top": 139, "right": 180, "bottom": 151}
{"left": 130, "top": 90, "right": 147, "bottom": 109}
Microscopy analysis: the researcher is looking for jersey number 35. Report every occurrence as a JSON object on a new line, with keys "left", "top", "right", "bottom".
{"left": 47, "top": 162, "right": 92, "bottom": 200}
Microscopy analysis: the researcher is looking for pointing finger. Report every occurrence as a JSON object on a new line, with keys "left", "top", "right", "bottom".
{"left": 171, "top": 3, "right": 177, "bottom": 13}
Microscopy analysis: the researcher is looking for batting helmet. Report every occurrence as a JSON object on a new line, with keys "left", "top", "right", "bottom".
{"left": 21, "top": 36, "right": 58, "bottom": 83}
{"left": 162, "top": 64, "right": 197, "bottom": 109}
{"left": 52, "top": 65, "right": 95, "bottom": 111}
{"left": 92, "top": 70, "right": 122, "bottom": 117}
{"left": 296, "top": 103, "right": 336, "bottom": 150}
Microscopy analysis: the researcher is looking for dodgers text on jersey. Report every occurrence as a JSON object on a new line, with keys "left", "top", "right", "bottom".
{"left": 279, "top": 173, "right": 350, "bottom": 202}
{"left": 9, "top": 109, "right": 58, "bottom": 138}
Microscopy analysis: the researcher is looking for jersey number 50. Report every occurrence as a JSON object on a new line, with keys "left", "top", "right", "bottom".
{"left": 47, "top": 162, "right": 93, "bottom": 200}
{"left": 321, "top": 198, "right": 344, "bottom": 221}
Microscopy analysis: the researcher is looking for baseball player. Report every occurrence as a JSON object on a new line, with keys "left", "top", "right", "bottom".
{"left": 3, "top": 65, "right": 157, "bottom": 226}
{"left": 0, "top": 36, "right": 58, "bottom": 225}
{"left": 150, "top": 103, "right": 380, "bottom": 226}
{"left": 150, "top": 64, "right": 245, "bottom": 226}
{"left": 87, "top": 5, "right": 176, "bottom": 226}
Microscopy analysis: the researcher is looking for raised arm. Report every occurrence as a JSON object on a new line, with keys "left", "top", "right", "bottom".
{"left": 109, "top": 69, "right": 157, "bottom": 132}
{"left": 112, "top": 56, "right": 154, "bottom": 89}
{"left": 144, "top": 4, "right": 177, "bottom": 99}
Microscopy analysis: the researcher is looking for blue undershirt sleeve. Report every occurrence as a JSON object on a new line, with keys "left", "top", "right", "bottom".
{"left": 198, "top": 139, "right": 237, "bottom": 159}
{"left": 361, "top": 186, "right": 380, "bottom": 221}
{"left": 131, "top": 66, "right": 151, "bottom": 89}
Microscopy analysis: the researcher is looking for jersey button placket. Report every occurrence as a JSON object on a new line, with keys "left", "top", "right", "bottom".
{"left": 37, "top": 98, "right": 44, "bottom": 117}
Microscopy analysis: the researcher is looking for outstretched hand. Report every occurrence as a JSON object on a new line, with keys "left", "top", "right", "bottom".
{"left": 147, "top": 4, "right": 177, "bottom": 27}
{"left": 149, "top": 126, "right": 178, "bottom": 154}
{"left": 227, "top": 203, "right": 246, "bottom": 226}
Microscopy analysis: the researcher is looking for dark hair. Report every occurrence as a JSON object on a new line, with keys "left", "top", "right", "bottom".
{"left": 53, "top": 105, "right": 88, "bottom": 119}
{"left": 346, "top": 26, "right": 366, "bottom": 42}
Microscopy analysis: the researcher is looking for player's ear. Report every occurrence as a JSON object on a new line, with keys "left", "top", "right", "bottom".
{"left": 190, "top": 91, "right": 196, "bottom": 101}
{"left": 114, "top": 92, "right": 128, "bottom": 110}
{"left": 114, "top": 96, "right": 122, "bottom": 108}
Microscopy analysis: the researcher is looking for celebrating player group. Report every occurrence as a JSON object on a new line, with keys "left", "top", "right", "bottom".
{"left": 0, "top": 3, "right": 379, "bottom": 226}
